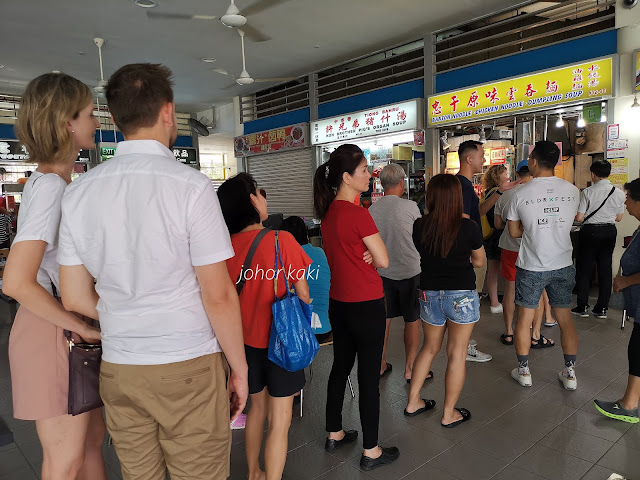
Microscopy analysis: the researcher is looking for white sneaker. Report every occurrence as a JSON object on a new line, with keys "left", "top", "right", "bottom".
{"left": 467, "top": 343, "right": 492, "bottom": 362}
{"left": 490, "top": 304, "right": 503, "bottom": 314}
{"left": 511, "top": 366, "right": 532, "bottom": 387}
{"left": 544, "top": 320, "right": 558, "bottom": 327}
{"left": 559, "top": 367, "right": 577, "bottom": 390}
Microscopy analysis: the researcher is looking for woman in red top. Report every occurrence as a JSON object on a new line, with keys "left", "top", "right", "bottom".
{"left": 218, "top": 173, "right": 311, "bottom": 480}
{"left": 313, "top": 144, "right": 399, "bottom": 471}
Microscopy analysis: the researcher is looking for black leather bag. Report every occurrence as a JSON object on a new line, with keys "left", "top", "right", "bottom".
{"left": 66, "top": 330, "right": 103, "bottom": 416}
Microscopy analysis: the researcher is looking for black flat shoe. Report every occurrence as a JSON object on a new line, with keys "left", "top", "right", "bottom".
{"left": 360, "top": 446, "right": 400, "bottom": 471}
{"left": 325, "top": 430, "right": 358, "bottom": 453}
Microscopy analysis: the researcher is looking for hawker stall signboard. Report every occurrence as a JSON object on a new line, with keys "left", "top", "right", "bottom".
{"left": 173, "top": 147, "right": 197, "bottom": 165}
{"left": 310, "top": 99, "right": 423, "bottom": 145}
{"left": 428, "top": 57, "right": 614, "bottom": 127}
{"left": 234, "top": 124, "right": 309, "bottom": 157}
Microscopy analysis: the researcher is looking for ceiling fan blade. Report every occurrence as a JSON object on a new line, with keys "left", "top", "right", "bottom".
{"left": 242, "top": 0, "right": 295, "bottom": 16}
{"left": 212, "top": 68, "right": 233, "bottom": 77}
{"left": 146, "top": 11, "right": 215, "bottom": 20}
{"left": 253, "top": 77, "right": 298, "bottom": 82}
{"left": 241, "top": 24, "right": 271, "bottom": 43}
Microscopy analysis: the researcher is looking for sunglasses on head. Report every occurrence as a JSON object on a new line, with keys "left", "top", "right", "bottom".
{"left": 259, "top": 188, "right": 267, "bottom": 199}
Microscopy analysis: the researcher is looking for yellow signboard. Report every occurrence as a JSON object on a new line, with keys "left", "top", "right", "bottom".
{"left": 428, "top": 57, "right": 613, "bottom": 127}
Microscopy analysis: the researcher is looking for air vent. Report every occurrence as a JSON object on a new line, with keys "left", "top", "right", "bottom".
{"left": 434, "top": 0, "right": 615, "bottom": 74}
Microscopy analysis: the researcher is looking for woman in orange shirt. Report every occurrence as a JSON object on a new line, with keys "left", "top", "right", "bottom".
{"left": 218, "top": 173, "right": 312, "bottom": 480}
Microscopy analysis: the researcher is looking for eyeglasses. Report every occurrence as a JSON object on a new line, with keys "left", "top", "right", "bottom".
{"left": 259, "top": 188, "right": 267, "bottom": 199}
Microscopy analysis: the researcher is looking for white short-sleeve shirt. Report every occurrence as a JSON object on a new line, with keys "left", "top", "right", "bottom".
{"left": 577, "top": 179, "right": 625, "bottom": 225}
{"left": 58, "top": 140, "right": 234, "bottom": 365}
{"left": 494, "top": 185, "right": 521, "bottom": 253}
{"left": 13, "top": 172, "right": 67, "bottom": 295}
{"left": 505, "top": 176, "right": 579, "bottom": 272}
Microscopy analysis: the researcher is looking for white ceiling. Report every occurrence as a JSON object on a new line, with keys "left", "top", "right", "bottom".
{"left": 0, "top": 0, "right": 524, "bottom": 112}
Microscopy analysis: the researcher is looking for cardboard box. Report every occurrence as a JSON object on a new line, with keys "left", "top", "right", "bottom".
{"left": 574, "top": 154, "right": 593, "bottom": 190}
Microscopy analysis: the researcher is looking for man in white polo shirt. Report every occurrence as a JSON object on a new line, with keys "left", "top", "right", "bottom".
{"left": 57, "top": 64, "right": 248, "bottom": 480}
{"left": 506, "top": 141, "right": 579, "bottom": 391}
{"left": 572, "top": 159, "right": 625, "bottom": 319}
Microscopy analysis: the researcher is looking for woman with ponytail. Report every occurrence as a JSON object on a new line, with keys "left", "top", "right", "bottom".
{"left": 313, "top": 144, "right": 399, "bottom": 471}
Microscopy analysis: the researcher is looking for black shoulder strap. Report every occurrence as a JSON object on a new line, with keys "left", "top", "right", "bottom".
{"left": 236, "top": 228, "right": 270, "bottom": 295}
{"left": 584, "top": 186, "right": 616, "bottom": 222}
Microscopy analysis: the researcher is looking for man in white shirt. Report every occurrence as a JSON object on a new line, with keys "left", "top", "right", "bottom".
{"left": 572, "top": 160, "right": 625, "bottom": 319}
{"left": 58, "top": 64, "right": 248, "bottom": 480}
{"left": 369, "top": 163, "right": 423, "bottom": 382}
{"left": 506, "top": 141, "right": 579, "bottom": 391}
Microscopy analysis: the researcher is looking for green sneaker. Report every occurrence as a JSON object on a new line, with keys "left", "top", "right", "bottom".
{"left": 594, "top": 399, "right": 639, "bottom": 424}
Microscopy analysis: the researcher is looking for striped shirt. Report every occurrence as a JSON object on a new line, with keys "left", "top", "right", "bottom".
{"left": 0, "top": 214, "right": 11, "bottom": 243}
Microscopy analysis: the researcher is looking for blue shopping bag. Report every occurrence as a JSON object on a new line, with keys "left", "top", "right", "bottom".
{"left": 268, "top": 232, "right": 319, "bottom": 372}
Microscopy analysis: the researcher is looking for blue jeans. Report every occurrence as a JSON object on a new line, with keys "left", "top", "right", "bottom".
{"left": 418, "top": 290, "right": 480, "bottom": 327}
{"left": 515, "top": 265, "right": 575, "bottom": 309}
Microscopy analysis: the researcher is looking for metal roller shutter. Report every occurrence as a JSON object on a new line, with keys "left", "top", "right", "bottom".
{"left": 247, "top": 149, "right": 314, "bottom": 218}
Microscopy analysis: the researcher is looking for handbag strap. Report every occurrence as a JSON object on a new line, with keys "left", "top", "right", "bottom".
{"left": 584, "top": 186, "right": 616, "bottom": 222}
{"left": 50, "top": 281, "right": 72, "bottom": 342}
{"left": 236, "top": 228, "right": 271, "bottom": 295}
{"left": 273, "top": 231, "right": 294, "bottom": 300}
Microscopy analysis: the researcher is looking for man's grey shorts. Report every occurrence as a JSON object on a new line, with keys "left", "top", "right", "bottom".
{"left": 515, "top": 265, "right": 576, "bottom": 309}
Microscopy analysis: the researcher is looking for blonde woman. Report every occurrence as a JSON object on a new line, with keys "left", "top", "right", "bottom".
{"left": 480, "top": 164, "right": 509, "bottom": 313}
{"left": 4, "top": 73, "right": 106, "bottom": 480}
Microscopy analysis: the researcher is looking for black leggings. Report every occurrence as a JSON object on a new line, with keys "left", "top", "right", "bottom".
{"left": 629, "top": 322, "right": 640, "bottom": 378}
{"left": 326, "top": 298, "right": 386, "bottom": 450}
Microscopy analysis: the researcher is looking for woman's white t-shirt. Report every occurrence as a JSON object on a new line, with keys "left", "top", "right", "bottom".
{"left": 12, "top": 172, "right": 66, "bottom": 295}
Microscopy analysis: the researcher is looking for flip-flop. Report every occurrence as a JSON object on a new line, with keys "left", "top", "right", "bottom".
{"left": 500, "top": 333, "right": 514, "bottom": 345}
{"left": 406, "top": 371, "right": 433, "bottom": 384}
{"left": 380, "top": 362, "right": 392, "bottom": 378}
{"left": 531, "top": 334, "right": 555, "bottom": 349}
{"left": 441, "top": 408, "right": 471, "bottom": 428}
{"left": 404, "top": 399, "right": 436, "bottom": 417}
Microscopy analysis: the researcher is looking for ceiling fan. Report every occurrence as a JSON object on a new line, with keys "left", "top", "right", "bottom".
{"left": 93, "top": 37, "right": 107, "bottom": 97}
{"left": 213, "top": 29, "right": 298, "bottom": 89}
{"left": 146, "top": 0, "right": 294, "bottom": 42}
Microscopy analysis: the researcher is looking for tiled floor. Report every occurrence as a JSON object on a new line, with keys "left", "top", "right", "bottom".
{"left": 1, "top": 297, "right": 637, "bottom": 480}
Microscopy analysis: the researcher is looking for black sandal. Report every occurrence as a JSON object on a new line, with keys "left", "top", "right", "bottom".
{"left": 441, "top": 408, "right": 471, "bottom": 428}
{"left": 380, "top": 363, "right": 392, "bottom": 378}
{"left": 531, "top": 334, "right": 555, "bottom": 349}
{"left": 500, "top": 333, "right": 514, "bottom": 345}
{"left": 404, "top": 399, "right": 436, "bottom": 417}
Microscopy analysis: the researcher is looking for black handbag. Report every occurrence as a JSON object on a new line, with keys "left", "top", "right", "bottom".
{"left": 65, "top": 330, "right": 104, "bottom": 416}
{"left": 52, "top": 283, "right": 103, "bottom": 415}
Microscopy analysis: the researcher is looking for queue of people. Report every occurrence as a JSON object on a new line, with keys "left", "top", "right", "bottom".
{"left": 4, "top": 63, "right": 640, "bottom": 480}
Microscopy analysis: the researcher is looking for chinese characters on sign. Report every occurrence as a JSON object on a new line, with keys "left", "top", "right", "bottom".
{"left": 427, "top": 57, "right": 613, "bottom": 127}
{"left": 310, "top": 100, "right": 422, "bottom": 145}
{"left": 234, "top": 124, "right": 308, "bottom": 157}
{"left": 172, "top": 147, "right": 197, "bottom": 165}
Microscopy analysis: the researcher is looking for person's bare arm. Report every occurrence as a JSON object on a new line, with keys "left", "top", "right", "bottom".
{"left": 615, "top": 213, "right": 624, "bottom": 222}
{"left": 195, "top": 261, "right": 248, "bottom": 421}
{"left": 3, "top": 241, "right": 100, "bottom": 342}
{"left": 494, "top": 212, "right": 505, "bottom": 229}
{"left": 508, "top": 220, "right": 524, "bottom": 239}
{"left": 470, "top": 246, "right": 486, "bottom": 268}
{"left": 575, "top": 212, "right": 585, "bottom": 223}
{"left": 59, "top": 265, "right": 99, "bottom": 321}
{"left": 479, "top": 193, "right": 500, "bottom": 217}
{"left": 362, "top": 233, "right": 389, "bottom": 269}
{"left": 479, "top": 180, "right": 522, "bottom": 216}
{"left": 613, "top": 272, "right": 640, "bottom": 292}
{"left": 293, "top": 278, "right": 311, "bottom": 304}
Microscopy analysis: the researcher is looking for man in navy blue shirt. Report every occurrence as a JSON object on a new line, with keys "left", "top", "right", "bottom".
{"left": 456, "top": 140, "right": 484, "bottom": 228}
{"left": 456, "top": 140, "right": 492, "bottom": 362}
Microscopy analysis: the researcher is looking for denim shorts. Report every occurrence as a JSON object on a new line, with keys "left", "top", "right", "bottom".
{"left": 418, "top": 290, "right": 480, "bottom": 327}
{"left": 515, "top": 265, "right": 576, "bottom": 309}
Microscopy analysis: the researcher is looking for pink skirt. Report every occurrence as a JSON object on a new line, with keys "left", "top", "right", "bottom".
{"left": 9, "top": 305, "right": 70, "bottom": 420}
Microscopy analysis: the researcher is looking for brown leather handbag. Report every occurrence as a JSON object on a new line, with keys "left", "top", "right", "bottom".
{"left": 66, "top": 330, "right": 104, "bottom": 415}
